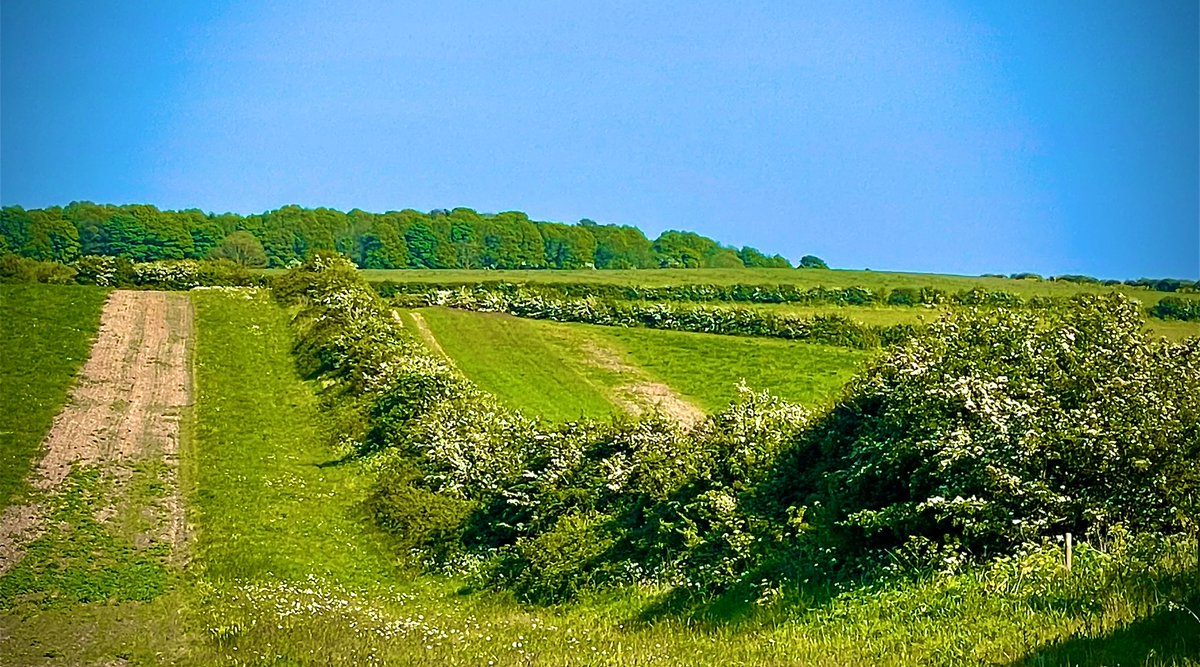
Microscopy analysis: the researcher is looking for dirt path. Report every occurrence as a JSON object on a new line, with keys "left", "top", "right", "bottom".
{"left": 408, "top": 311, "right": 454, "bottom": 364}
{"left": 0, "top": 291, "right": 193, "bottom": 575}
{"left": 580, "top": 341, "right": 705, "bottom": 428}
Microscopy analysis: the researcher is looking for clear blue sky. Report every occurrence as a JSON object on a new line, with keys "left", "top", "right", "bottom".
{"left": 2, "top": 1, "right": 1197, "bottom": 279}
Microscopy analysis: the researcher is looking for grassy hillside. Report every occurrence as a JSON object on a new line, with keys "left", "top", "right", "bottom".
{"left": 587, "top": 325, "right": 869, "bottom": 412}
{"left": 191, "top": 289, "right": 399, "bottom": 583}
{"left": 411, "top": 308, "right": 624, "bottom": 421}
{"left": 415, "top": 307, "right": 870, "bottom": 418}
{"left": 0, "top": 284, "right": 108, "bottom": 511}
{"left": 3, "top": 279, "right": 1193, "bottom": 665}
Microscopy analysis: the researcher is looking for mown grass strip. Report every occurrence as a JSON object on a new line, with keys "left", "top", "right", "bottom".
{"left": 0, "top": 284, "right": 109, "bottom": 511}
{"left": 191, "top": 288, "right": 397, "bottom": 584}
{"left": 417, "top": 306, "right": 869, "bottom": 416}
{"left": 415, "top": 307, "right": 622, "bottom": 422}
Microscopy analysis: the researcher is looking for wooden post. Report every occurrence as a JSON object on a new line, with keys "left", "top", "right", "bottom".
{"left": 1065, "top": 532, "right": 1073, "bottom": 572}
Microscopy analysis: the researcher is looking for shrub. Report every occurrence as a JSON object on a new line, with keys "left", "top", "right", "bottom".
{"left": 0, "top": 254, "right": 76, "bottom": 284}
{"left": 1151, "top": 296, "right": 1200, "bottom": 322}
{"left": 764, "top": 295, "right": 1200, "bottom": 561}
{"left": 368, "top": 462, "right": 475, "bottom": 555}
{"left": 279, "top": 258, "right": 1200, "bottom": 605}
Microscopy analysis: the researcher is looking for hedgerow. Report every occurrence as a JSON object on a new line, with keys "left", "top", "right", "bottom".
{"left": 396, "top": 285, "right": 916, "bottom": 349}
{"left": 375, "top": 278, "right": 1200, "bottom": 322}
{"left": 73, "top": 256, "right": 265, "bottom": 289}
{"left": 0, "top": 253, "right": 265, "bottom": 289}
{"left": 277, "top": 257, "right": 1200, "bottom": 605}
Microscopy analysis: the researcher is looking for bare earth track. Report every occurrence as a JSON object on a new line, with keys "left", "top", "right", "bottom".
{"left": 581, "top": 340, "right": 705, "bottom": 427}
{"left": 0, "top": 291, "right": 193, "bottom": 574}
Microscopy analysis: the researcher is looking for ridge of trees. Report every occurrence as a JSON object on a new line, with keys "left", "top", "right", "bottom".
{"left": 0, "top": 203, "right": 797, "bottom": 270}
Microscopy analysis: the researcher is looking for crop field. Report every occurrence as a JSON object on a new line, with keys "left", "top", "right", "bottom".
{"left": 0, "top": 270, "right": 1197, "bottom": 666}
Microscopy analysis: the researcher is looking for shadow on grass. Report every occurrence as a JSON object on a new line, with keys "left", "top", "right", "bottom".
{"left": 633, "top": 574, "right": 842, "bottom": 628}
{"left": 1009, "top": 594, "right": 1200, "bottom": 667}
{"left": 315, "top": 454, "right": 356, "bottom": 469}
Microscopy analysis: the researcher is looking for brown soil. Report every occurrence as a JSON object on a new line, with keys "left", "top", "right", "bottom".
{"left": 579, "top": 341, "right": 705, "bottom": 428}
{"left": 0, "top": 291, "right": 194, "bottom": 575}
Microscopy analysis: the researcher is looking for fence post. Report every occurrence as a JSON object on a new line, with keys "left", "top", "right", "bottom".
{"left": 1065, "top": 532, "right": 1073, "bottom": 572}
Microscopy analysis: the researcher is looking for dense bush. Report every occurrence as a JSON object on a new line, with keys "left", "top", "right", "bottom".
{"left": 764, "top": 296, "right": 1200, "bottom": 561}
{"left": 0, "top": 253, "right": 77, "bottom": 284}
{"left": 1151, "top": 296, "right": 1200, "bottom": 322}
{"left": 279, "top": 258, "right": 1200, "bottom": 605}
{"left": 74, "top": 257, "right": 265, "bottom": 289}
{"left": 401, "top": 285, "right": 916, "bottom": 350}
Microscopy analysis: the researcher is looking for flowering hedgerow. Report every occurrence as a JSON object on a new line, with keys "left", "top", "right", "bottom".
{"left": 72, "top": 256, "right": 265, "bottom": 289}
{"left": 396, "top": 284, "right": 914, "bottom": 349}
{"left": 276, "top": 256, "right": 1200, "bottom": 603}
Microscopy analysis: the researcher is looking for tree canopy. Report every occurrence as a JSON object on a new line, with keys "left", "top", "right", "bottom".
{"left": 0, "top": 204, "right": 811, "bottom": 271}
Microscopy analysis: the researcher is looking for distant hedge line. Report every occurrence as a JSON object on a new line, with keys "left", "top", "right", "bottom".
{"left": 1151, "top": 296, "right": 1200, "bottom": 322}
{"left": 374, "top": 279, "right": 1200, "bottom": 323}
{"left": 397, "top": 285, "right": 917, "bottom": 349}
{"left": 0, "top": 254, "right": 265, "bottom": 289}
{"left": 374, "top": 279, "right": 1035, "bottom": 308}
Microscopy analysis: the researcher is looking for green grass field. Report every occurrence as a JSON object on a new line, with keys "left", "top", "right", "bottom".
{"left": 1, "top": 286, "right": 1194, "bottom": 665}
{"left": 178, "top": 290, "right": 1200, "bottom": 666}
{"left": 411, "top": 307, "right": 623, "bottom": 421}
{"left": 362, "top": 267, "right": 1200, "bottom": 307}
{"left": 0, "top": 284, "right": 108, "bottom": 511}
{"left": 414, "top": 307, "right": 871, "bottom": 419}
{"left": 178, "top": 293, "right": 1200, "bottom": 665}
{"left": 191, "top": 289, "right": 401, "bottom": 584}
{"left": 588, "top": 325, "right": 871, "bottom": 412}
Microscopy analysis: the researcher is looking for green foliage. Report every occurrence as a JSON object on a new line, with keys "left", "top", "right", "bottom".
{"left": 653, "top": 230, "right": 742, "bottom": 268}
{"left": 765, "top": 295, "right": 1200, "bottom": 561}
{"left": 277, "top": 259, "right": 1200, "bottom": 621}
{"left": 738, "top": 246, "right": 792, "bottom": 268}
{"left": 2, "top": 203, "right": 793, "bottom": 271}
{"left": 208, "top": 230, "right": 268, "bottom": 267}
{"left": 72, "top": 256, "right": 264, "bottom": 289}
{"left": 0, "top": 253, "right": 77, "bottom": 284}
{"left": 417, "top": 285, "right": 913, "bottom": 349}
{"left": 368, "top": 462, "right": 475, "bottom": 554}
{"left": 1152, "top": 295, "right": 1200, "bottom": 322}
{"left": 799, "top": 255, "right": 829, "bottom": 269}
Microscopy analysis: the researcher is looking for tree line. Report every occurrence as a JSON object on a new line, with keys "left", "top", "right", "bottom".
{"left": 0, "top": 203, "right": 804, "bottom": 270}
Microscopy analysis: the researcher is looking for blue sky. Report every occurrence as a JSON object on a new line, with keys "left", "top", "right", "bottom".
{"left": 2, "top": 1, "right": 1197, "bottom": 278}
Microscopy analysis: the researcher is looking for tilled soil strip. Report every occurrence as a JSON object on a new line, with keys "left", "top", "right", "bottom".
{"left": 0, "top": 291, "right": 193, "bottom": 575}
